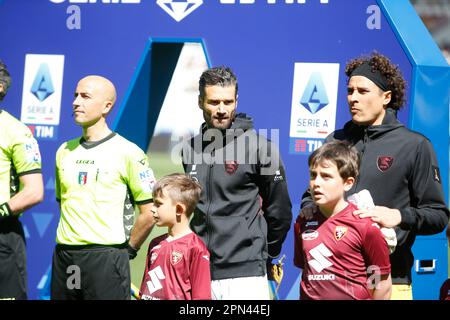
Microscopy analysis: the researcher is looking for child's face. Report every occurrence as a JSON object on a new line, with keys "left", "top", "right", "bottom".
{"left": 152, "top": 190, "right": 178, "bottom": 227}
{"left": 309, "top": 160, "right": 354, "bottom": 213}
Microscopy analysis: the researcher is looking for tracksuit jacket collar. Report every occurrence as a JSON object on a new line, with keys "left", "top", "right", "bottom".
{"left": 200, "top": 112, "right": 254, "bottom": 133}
{"left": 199, "top": 113, "right": 255, "bottom": 151}
{"left": 343, "top": 108, "right": 404, "bottom": 140}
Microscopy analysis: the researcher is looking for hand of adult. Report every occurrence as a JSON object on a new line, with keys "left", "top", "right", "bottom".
{"left": 353, "top": 206, "right": 401, "bottom": 228}
{"left": 299, "top": 204, "right": 318, "bottom": 221}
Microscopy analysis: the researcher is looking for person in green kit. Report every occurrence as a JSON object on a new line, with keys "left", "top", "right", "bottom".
{"left": 51, "top": 75, "right": 156, "bottom": 300}
{"left": 0, "top": 60, "right": 44, "bottom": 300}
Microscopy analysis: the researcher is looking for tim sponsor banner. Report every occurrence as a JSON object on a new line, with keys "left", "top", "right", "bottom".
{"left": 21, "top": 54, "right": 64, "bottom": 140}
{"left": 289, "top": 63, "right": 339, "bottom": 155}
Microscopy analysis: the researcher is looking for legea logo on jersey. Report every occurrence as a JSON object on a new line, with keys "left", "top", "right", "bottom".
{"left": 288, "top": 63, "right": 339, "bottom": 155}
{"left": 157, "top": 0, "right": 203, "bottom": 22}
{"left": 21, "top": 54, "right": 65, "bottom": 140}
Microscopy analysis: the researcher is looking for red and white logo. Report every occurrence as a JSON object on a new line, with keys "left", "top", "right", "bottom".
{"left": 302, "top": 229, "right": 319, "bottom": 241}
{"left": 377, "top": 156, "right": 394, "bottom": 172}
{"left": 334, "top": 226, "right": 348, "bottom": 241}
{"left": 224, "top": 160, "right": 239, "bottom": 175}
{"left": 150, "top": 252, "right": 158, "bottom": 265}
{"left": 171, "top": 251, "right": 183, "bottom": 265}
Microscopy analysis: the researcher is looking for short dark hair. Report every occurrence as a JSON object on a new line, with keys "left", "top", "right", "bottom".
{"left": 199, "top": 66, "right": 238, "bottom": 99}
{"left": 0, "top": 60, "right": 11, "bottom": 101}
{"left": 345, "top": 52, "right": 406, "bottom": 111}
{"left": 152, "top": 173, "right": 202, "bottom": 217}
{"left": 308, "top": 141, "right": 360, "bottom": 181}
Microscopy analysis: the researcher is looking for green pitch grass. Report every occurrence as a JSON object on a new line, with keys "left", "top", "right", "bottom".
{"left": 130, "top": 151, "right": 184, "bottom": 295}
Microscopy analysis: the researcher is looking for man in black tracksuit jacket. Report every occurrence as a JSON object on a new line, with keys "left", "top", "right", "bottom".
{"left": 182, "top": 67, "right": 292, "bottom": 299}
{"left": 300, "top": 53, "right": 449, "bottom": 299}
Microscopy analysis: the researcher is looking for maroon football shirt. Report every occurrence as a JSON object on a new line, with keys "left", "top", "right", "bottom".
{"left": 294, "top": 202, "right": 391, "bottom": 300}
{"left": 139, "top": 232, "right": 211, "bottom": 300}
{"left": 439, "top": 279, "right": 450, "bottom": 300}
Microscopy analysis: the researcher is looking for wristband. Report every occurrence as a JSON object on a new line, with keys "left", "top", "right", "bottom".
{"left": 127, "top": 244, "right": 138, "bottom": 260}
{"left": 0, "top": 202, "right": 12, "bottom": 218}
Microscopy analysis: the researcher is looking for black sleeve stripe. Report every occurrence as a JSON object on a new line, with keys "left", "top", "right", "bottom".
{"left": 135, "top": 198, "right": 153, "bottom": 205}
{"left": 17, "top": 169, "right": 42, "bottom": 177}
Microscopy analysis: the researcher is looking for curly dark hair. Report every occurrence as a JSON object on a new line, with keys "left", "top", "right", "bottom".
{"left": 345, "top": 52, "right": 406, "bottom": 110}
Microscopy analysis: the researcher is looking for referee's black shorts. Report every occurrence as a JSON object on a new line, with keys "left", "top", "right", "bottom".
{"left": 51, "top": 243, "right": 130, "bottom": 300}
{"left": 0, "top": 217, "right": 27, "bottom": 300}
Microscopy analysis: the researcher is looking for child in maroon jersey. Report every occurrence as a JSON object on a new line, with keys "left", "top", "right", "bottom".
{"left": 139, "top": 173, "right": 211, "bottom": 300}
{"left": 439, "top": 224, "right": 450, "bottom": 300}
{"left": 294, "top": 141, "right": 391, "bottom": 300}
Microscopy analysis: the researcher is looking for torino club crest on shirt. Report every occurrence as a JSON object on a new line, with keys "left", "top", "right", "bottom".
{"left": 171, "top": 251, "right": 183, "bottom": 265}
{"left": 334, "top": 226, "right": 348, "bottom": 241}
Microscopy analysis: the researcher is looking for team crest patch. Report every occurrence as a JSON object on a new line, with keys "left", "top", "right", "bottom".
{"left": 377, "top": 156, "right": 394, "bottom": 172}
{"left": 171, "top": 251, "right": 183, "bottom": 265}
{"left": 78, "top": 172, "right": 88, "bottom": 185}
{"left": 334, "top": 226, "right": 348, "bottom": 241}
{"left": 224, "top": 160, "right": 239, "bottom": 175}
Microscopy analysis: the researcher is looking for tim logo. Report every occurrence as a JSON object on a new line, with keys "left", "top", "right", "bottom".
{"left": 28, "top": 125, "right": 58, "bottom": 140}
{"left": 294, "top": 139, "right": 307, "bottom": 153}
{"left": 300, "top": 72, "right": 329, "bottom": 114}
{"left": 157, "top": 0, "right": 203, "bottom": 22}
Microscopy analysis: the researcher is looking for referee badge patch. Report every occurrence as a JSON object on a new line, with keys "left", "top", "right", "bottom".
{"left": 139, "top": 168, "right": 156, "bottom": 192}
{"left": 78, "top": 172, "right": 88, "bottom": 185}
{"left": 25, "top": 139, "right": 41, "bottom": 164}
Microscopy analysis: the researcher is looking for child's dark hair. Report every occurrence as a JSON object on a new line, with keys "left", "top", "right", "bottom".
{"left": 308, "top": 141, "right": 360, "bottom": 180}
{"left": 152, "top": 173, "right": 202, "bottom": 217}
